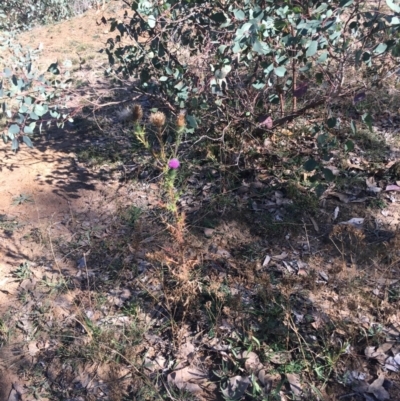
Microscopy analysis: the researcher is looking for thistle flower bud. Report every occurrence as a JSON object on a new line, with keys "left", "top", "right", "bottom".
{"left": 132, "top": 104, "right": 143, "bottom": 122}
{"left": 150, "top": 111, "right": 166, "bottom": 128}
{"left": 176, "top": 110, "right": 186, "bottom": 129}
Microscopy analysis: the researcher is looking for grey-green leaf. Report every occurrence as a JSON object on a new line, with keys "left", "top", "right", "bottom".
{"left": 148, "top": 15, "right": 156, "bottom": 28}
{"left": 233, "top": 9, "right": 245, "bottom": 21}
{"left": 34, "top": 104, "right": 48, "bottom": 117}
{"left": 8, "top": 124, "right": 20, "bottom": 135}
{"left": 386, "top": 0, "right": 400, "bottom": 13}
{"left": 306, "top": 40, "right": 318, "bottom": 57}
{"left": 274, "top": 66, "right": 286, "bottom": 77}
{"left": 374, "top": 43, "right": 388, "bottom": 55}
{"left": 253, "top": 40, "right": 270, "bottom": 55}
{"left": 24, "top": 125, "right": 34, "bottom": 135}
{"left": 186, "top": 114, "right": 198, "bottom": 129}
{"left": 317, "top": 52, "right": 328, "bottom": 64}
{"left": 11, "top": 137, "right": 19, "bottom": 151}
{"left": 23, "top": 135, "right": 33, "bottom": 148}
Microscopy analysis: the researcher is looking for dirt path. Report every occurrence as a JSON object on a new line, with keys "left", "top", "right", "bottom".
{"left": 0, "top": 1, "right": 127, "bottom": 291}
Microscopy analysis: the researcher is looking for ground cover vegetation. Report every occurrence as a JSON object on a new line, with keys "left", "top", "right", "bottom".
{"left": 1, "top": 0, "right": 400, "bottom": 400}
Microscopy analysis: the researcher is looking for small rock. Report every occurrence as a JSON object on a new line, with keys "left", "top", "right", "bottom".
{"left": 204, "top": 228, "right": 215, "bottom": 238}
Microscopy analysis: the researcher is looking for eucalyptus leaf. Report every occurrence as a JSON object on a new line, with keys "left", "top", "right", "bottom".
{"left": 22, "top": 135, "right": 33, "bottom": 148}
{"left": 344, "top": 139, "right": 355, "bottom": 152}
{"left": 306, "top": 40, "right": 318, "bottom": 57}
{"left": 34, "top": 104, "right": 48, "bottom": 117}
{"left": 374, "top": 43, "right": 388, "bottom": 55}
{"left": 327, "top": 117, "right": 337, "bottom": 128}
{"left": 304, "top": 159, "right": 318, "bottom": 171}
{"left": 386, "top": 0, "right": 400, "bottom": 13}
{"left": 233, "top": 9, "right": 245, "bottom": 20}
{"left": 148, "top": 15, "right": 156, "bottom": 28}
{"left": 350, "top": 120, "right": 356, "bottom": 135}
{"left": 24, "top": 125, "right": 34, "bottom": 135}
{"left": 8, "top": 124, "right": 20, "bottom": 135}
{"left": 274, "top": 66, "right": 286, "bottom": 77}
{"left": 11, "top": 137, "right": 19, "bottom": 151}
{"left": 253, "top": 40, "right": 270, "bottom": 55}
{"left": 186, "top": 114, "right": 198, "bottom": 129}
{"left": 323, "top": 168, "right": 335, "bottom": 181}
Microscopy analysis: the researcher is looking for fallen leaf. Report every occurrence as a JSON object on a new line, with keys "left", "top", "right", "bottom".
{"left": 333, "top": 206, "right": 340, "bottom": 220}
{"left": 262, "top": 255, "right": 271, "bottom": 267}
{"left": 365, "top": 346, "right": 387, "bottom": 364}
{"left": 350, "top": 371, "right": 368, "bottom": 381}
{"left": 366, "top": 177, "right": 377, "bottom": 188}
{"left": 286, "top": 373, "right": 303, "bottom": 398}
{"left": 329, "top": 192, "right": 352, "bottom": 203}
{"left": 7, "top": 389, "right": 19, "bottom": 401}
{"left": 155, "top": 355, "right": 167, "bottom": 369}
{"left": 319, "top": 271, "right": 329, "bottom": 282}
{"left": 367, "top": 374, "right": 390, "bottom": 401}
{"left": 27, "top": 342, "right": 39, "bottom": 357}
{"left": 221, "top": 376, "right": 251, "bottom": 400}
{"left": 283, "top": 260, "right": 296, "bottom": 273}
{"left": 346, "top": 162, "right": 365, "bottom": 170}
{"left": 385, "top": 356, "right": 399, "bottom": 372}
{"left": 167, "top": 366, "right": 209, "bottom": 394}
{"left": 368, "top": 187, "right": 382, "bottom": 194}
{"left": 386, "top": 184, "right": 400, "bottom": 191}
{"left": 309, "top": 216, "right": 319, "bottom": 232}
{"left": 339, "top": 217, "right": 364, "bottom": 227}
{"left": 272, "top": 252, "right": 288, "bottom": 261}
{"left": 376, "top": 278, "right": 398, "bottom": 285}
{"left": 351, "top": 379, "right": 369, "bottom": 393}
{"left": 178, "top": 341, "right": 196, "bottom": 361}
{"left": 378, "top": 343, "right": 394, "bottom": 353}
{"left": 351, "top": 197, "right": 369, "bottom": 203}
{"left": 258, "top": 370, "right": 280, "bottom": 394}
{"left": 237, "top": 351, "right": 262, "bottom": 372}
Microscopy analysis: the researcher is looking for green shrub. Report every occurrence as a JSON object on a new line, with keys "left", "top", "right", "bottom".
{"left": 0, "top": 0, "right": 99, "bottom": 32}
{"left": 0, "top": 32, "right": 72, "bottom": 151}
{"left": 103, "top": 0, "right": 400, "bottom": 194}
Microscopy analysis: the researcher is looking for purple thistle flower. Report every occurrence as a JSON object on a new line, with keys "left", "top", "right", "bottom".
{"left": 168, "top": 158, "right": 180, "bottom": 169}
